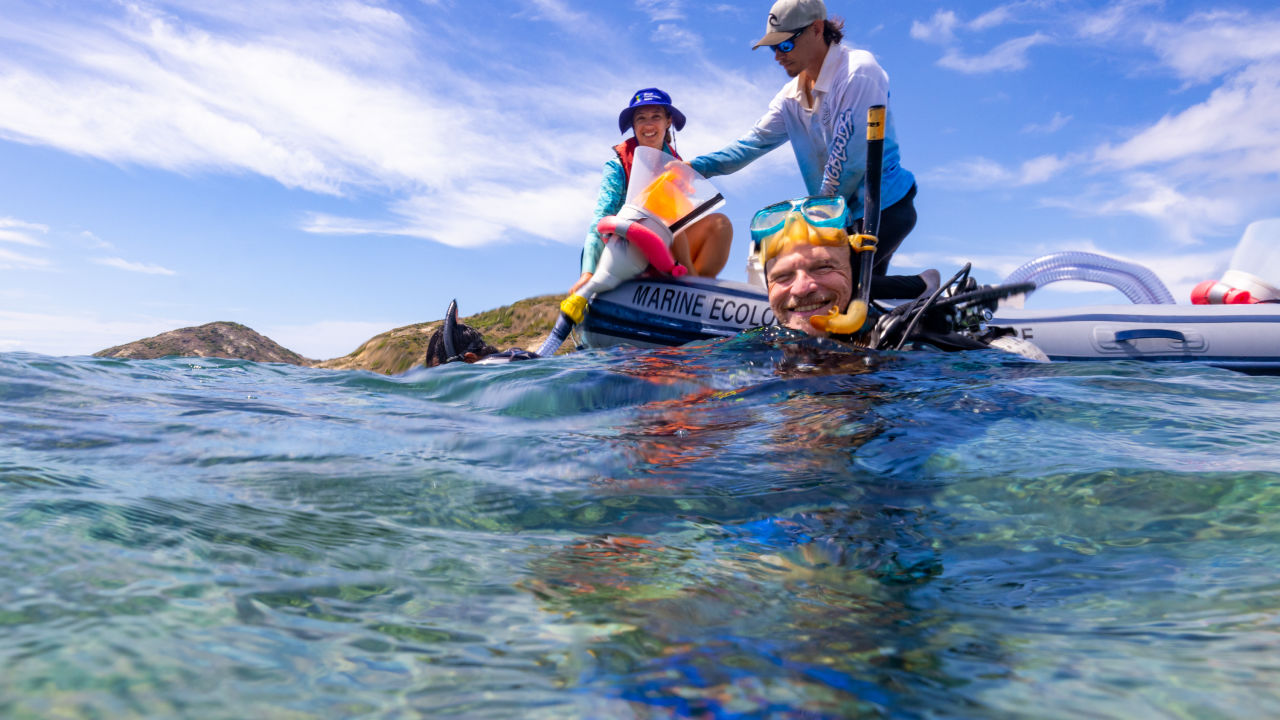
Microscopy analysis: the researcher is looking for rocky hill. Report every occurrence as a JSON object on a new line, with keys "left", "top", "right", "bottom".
{"left": 94, "top": 295, "right": 566, "bottom": 374}
{"left": 316, "top": 295, "right": 564, "bottom": 374}
{"left": 94, "top": 321, "right": 314, "bottom": 365}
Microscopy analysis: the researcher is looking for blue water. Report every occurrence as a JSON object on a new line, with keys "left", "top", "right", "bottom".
{"left": 3, "top": 332, "right": 1280, "bottom": 719}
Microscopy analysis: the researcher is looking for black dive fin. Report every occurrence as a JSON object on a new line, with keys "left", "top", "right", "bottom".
{"left": 443, "top": 299, "right": 460, "bottom": 360}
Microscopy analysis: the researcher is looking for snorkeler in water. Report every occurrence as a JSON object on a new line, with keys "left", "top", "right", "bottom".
{"left": 423, "top": 300, "right": 537, "bottom": 367}
{"left": 753, "top": 194, "right": 1037, "bottom": 352}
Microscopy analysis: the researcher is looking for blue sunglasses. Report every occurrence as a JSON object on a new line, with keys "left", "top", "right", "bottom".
{"left": 770, "top": 27, "right": 806, "bottom": 53}
{"left": 750, "top": 196, "right": 849, "bottom": 244}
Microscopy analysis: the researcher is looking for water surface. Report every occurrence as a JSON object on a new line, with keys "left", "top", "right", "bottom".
{"left": 2, "top": 335, "right": 1279, "bottom": 718}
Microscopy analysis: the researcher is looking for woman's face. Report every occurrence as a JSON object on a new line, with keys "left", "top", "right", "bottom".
{"left": 631, "top": 107, "right": 672, "bottom": 150}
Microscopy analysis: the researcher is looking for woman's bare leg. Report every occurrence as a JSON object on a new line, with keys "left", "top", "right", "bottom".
{"left": 676, "top": 213, "right": 733, "bottom": 277}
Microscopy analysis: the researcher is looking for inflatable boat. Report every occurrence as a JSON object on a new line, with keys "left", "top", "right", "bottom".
{"left": 578, "top": 222, "right": 1280, "bottom": 374}
{"left": 988, "top": 221, "right": 1280, "bottom": 374}
{"left": 989, "top": 302, "right": 1280, "bottom": 373}
{"left": 578, "top": 274, "right": 773, "bottom": 349}
{"left": 579, "top": 267, "right": 1280, "bottom": 374}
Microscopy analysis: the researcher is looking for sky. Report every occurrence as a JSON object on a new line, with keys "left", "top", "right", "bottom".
{"left": 2, "top": 0, "right": 1279, "bottom": 359}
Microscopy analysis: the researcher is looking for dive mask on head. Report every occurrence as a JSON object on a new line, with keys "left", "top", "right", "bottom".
{"left": 752, "top": 195, "right": 877, "bottom": 335}
{"left": 751, "top": 195, "right": 850, "bottom": 267}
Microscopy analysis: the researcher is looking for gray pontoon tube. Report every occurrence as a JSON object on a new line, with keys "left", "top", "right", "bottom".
{"left": 1004, "top": 251, "right": 1176, "bottom": 305}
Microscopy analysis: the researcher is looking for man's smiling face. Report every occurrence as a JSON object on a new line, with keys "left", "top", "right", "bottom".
{"left": 765, "top": 242, "right": 853, "bottom": 336}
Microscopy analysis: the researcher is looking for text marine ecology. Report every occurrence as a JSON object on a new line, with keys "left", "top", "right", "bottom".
{"left": 631, "top": 284, "right": 775, "bottom": 327}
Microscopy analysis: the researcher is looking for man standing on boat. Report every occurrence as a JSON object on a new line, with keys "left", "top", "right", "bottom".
{"left": 690, "top": 0, "right": 921, "bottom": 297}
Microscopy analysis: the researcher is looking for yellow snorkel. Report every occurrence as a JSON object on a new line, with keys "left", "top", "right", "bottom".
{"left": 809, "top": 232, "right": 877, "bottom": 335}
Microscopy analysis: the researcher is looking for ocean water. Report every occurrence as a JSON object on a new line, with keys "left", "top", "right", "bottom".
{"left": 3, "top": 331, "right": 1280, "bottom": 719}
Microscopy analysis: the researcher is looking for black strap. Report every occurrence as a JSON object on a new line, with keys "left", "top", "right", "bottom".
{"left": 668, "top": 194, "right": 724, "bottom": 235}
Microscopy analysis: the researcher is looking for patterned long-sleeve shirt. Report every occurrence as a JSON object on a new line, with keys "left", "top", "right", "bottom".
{"left": 690, "top": 43, "right": 914, "bottom": 222}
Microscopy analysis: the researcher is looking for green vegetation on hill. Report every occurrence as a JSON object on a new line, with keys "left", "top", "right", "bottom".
{"left": 94, "top": 296, "right": 567, "bottom": 375}
{"left": 312, "top": 295, "right": 565, "bottom": 374}
{"left": 94, "top": 321, "right": 314, "bottom": 365}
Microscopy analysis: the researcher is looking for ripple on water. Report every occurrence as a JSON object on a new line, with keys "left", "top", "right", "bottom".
{"left": 1, "top": 347, "right": 1280, "bottom": 718}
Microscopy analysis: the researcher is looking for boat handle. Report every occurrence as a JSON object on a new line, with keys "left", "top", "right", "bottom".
{"left": 1113, "top": 329, "right": 1187, "bottom": 343}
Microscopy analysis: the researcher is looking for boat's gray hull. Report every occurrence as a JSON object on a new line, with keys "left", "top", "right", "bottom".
{"left": 990, "top": 304, "right": 1280, "bottom": 373}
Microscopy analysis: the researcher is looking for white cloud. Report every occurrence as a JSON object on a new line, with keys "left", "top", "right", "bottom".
{"left": 94, "top": 257, "right": 178, "bottom": 275}
{"left": 938, "top": 33, "right": 1049, "bottom": 73}
{"left": 1074, "top": 6, "right": 1280, "bottom": 82}
{"left": 306, "top": 60, "right": 781, "bottom": 246}
{"left": 1041, "top": 172, "right": 1244, "bottom": 247}
{"left": 0, "top": 3, "right": 605, "bottom": 248}
{"left": 1096, "top": 178, "right": 1203, "bottom": 222}
{"left": 259, "top": 319, "right": 401, "bottom": 360}
{"left": 637, "top": 0, "right": 684, "bottom": 23}
{"left": 0, "top": 218, "right": 50, "bottom": 266}
{"left": 912, "top": 4, "right": 1023, "bottom": 42}
{"left": 0, "top": 247, "right": 52, "bottom": 270}
{"left": 1093, "top": 61, "right": 1280, "bottom": 191}
{"left": 923, "top": 240, "right": 1232, "bottom": 305}
{"left": 922, "top": 6, "right": 1280, "bottom": 247}
{"left": 1022, "top": 111, "right": 1072, "bottom": 134}
{"left": 1, "top": 0, "right": 836, "bottom": 293}
{"left": 924, "top": 157, "right": 1016, "bottom": 188}
{"left": 924, "top": 153, "right": 1071, "bottom": 189}
{"left": 970, "top": 6, "right": 1016, "bottom": 32}
{"left": 1141, "top": 12, "right": 1280, "bottom": 83}
{"left": 1018, "top": 154, "right": 1070, "bottom": 184}
{"left": 0, "top": 1, "right": 785, "bottom": 252}
{"left": 303, "top": 171, "right": 600, "bottom": 248}
{"left": 912, "top": 5, "right": 1049, "bottom": 73}
{"left": 79, "top": 230, "right": 114, "bottom": 250}
{"left": 1071, "top": 12, "right": 1280, "bottom": 243}
{"left": 1076, "top": 0, "right": 1163, "bottom": 40}
{"left": 656, "top": 23, "right": 701, "bottom": 52}
{"left": 0, "top": 8, "right": 465, "bottom": 195}
{"left": 523, "top": 0, "right": 592, "bottom": 28}
{"left": 0, "top": 218, "right": 48, "bottom": 246}
{"left": 910, "top": 10, "right": 959, "bottom": 44}
{"left": 0, "top": 308, "right": 185, "bottom": 357}
{"left": 1139, "top": 248, "right": 1236, "bottom": 301}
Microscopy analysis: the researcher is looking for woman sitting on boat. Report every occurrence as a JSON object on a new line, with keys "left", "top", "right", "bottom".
{"left": 569, "top": 88, "right": 733, "bottom": 295}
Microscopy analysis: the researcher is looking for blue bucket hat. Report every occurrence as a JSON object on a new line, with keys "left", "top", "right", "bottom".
{"left": 617, "top": 87, "right": 687, "bottom": 135}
